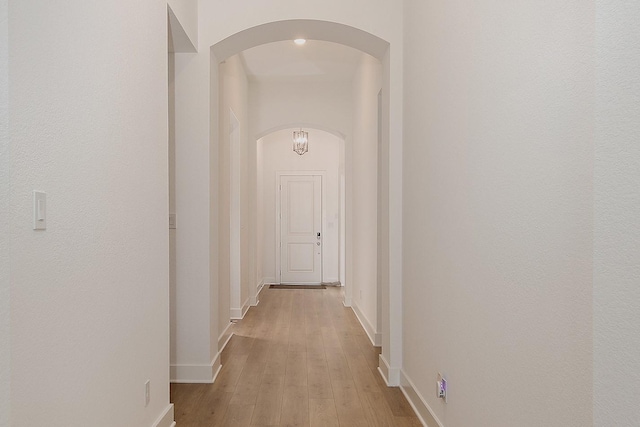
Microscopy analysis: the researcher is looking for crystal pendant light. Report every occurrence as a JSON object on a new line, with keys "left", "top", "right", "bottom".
{"left": 292, "top": 129, "right": 309, "bottom": 155}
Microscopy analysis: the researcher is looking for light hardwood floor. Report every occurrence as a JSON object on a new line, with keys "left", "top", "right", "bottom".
{"left": 171, "top": 286, "right": 421, "bottom": 427}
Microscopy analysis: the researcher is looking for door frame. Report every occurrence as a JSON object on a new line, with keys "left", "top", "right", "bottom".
{"left": 275, "top": 170, "right": 327, "bottom": 284}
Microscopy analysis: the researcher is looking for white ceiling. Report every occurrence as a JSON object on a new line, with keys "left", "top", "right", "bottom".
{"left": 239, "top": 39, "right": 364, "bottom": 83}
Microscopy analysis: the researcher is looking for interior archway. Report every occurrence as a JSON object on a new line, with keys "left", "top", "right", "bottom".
{"left": 170, "top": 16, "right": 401, "bottom": 387}
{"left": 211, "top": 19, "right": 389, "bottom": 63}
{"left": 210, "top": 19, "right": 395, "bottom": 383}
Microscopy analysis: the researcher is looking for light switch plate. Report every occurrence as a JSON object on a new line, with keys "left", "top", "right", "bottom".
{"left": 33, "top": 191, "right": 46, "bottom": 230}
{"left": 169, "top": 213, "right": 177, "bottom": 229}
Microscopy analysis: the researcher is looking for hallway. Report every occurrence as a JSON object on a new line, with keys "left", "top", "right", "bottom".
{"left": 171, "top": 287, "right": 421, "bottom": 426}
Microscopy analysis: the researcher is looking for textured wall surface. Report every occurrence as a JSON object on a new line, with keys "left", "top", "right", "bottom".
{"left": 402, "top": 1, "right": 593, "bottom": 425}
{"left": 351, "top": 53, "right": 381, "bottom": 338}
{"left": 594, "top": 1, "right": 640, "bottom": 425}
{"left": 9, "top": 1, "right": 170, "bottom": 425}
{"left": 167, "top": 0, "right": 197, "bottom": 48}
{"left": 168, "top": 52, "right": 176, "bottom": 377}
{"left": 173, "top": 50, "right": 213, "bottom": 376}
{"left": 250, "top": 80, "right": 353, "bottom": 139}
{"left": 219, "top": 55, "right": 249, "bottom": 328}
{"left": 0, "top": 0, "right": 9, "bottom": 425}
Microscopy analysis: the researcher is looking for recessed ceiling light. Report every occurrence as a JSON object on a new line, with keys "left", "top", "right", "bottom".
{"left": 294, "top": 38, "right": 306, "bottom": 46}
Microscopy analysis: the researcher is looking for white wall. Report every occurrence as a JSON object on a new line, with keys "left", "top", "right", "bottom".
{"left": 173, "top": 47, "right": 251, "bottom": 378}
{"left": 0, "top": 1, "right": 9, "bottom": 425}
{"left": 350, "top": 53, "right": 381, "bottom": 344}
{"left": 402, "top": 1, "right": 593, "bottom": 426}
{"left": 208, "top": 53, "right": 222, "bottom": 361}
{"left": 173, "top": 49, "right": 216, "bottom": 382}
{"left": 168, "top": 51, "right": 178, "bottom": 383}
{"left": 594, "top": 1, "right": 640, "bottom": 424}
{"left": 250, "top": 80, "right": 353, "bottom": 138}
{"left": 218, "top": 55, "right": 250, "bottom": 324}
{"left": 258, "top": 129, "right": 341, "bottom": 284}
{"left": 256, "top": 140, "right": 265, "bottom": 284}
{"left": 167, "top": 0, "right": 198, "bottom": 48}
{"left": 9, "top": 1, "right": 171, "bottom": 426}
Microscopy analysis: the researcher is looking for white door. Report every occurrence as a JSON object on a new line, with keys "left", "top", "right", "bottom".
{"left": 280, "top": 175, "right": 322, "bottom": 284}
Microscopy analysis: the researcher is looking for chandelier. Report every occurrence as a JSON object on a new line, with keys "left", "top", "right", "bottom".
{"left": 292, "top": 129, "right": 309, "bottom": 155}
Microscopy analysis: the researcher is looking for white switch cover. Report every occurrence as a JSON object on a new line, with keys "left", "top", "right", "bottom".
{"left": 144, "top": 379, "right": 150, "bottom": 407}
{"left": 33, "top": 191, "right": 46, "bottom": 230}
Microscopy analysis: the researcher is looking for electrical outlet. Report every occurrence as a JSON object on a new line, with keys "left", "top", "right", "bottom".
{"left": 145, "top": 380, "right": 150, "bottom": 407}
{"left": 436, "top": 373, "right": 447, "bottom": 403}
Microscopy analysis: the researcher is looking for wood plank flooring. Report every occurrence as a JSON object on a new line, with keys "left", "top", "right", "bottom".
{"left": 171, "top": 286, "right": 421, "bottom": 427}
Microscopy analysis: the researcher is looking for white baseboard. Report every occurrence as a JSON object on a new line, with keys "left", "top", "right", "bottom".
{"left": 170, "top": 355, "right": 219, "bottom": 383}
{"left": 343, "top": 297, "right": 352, "bottom": 307}
{"left": 264, "top": 277, "right": 276, "bottom": 284}
{"left": 230, "top": 297, "right": 250, "bottom": 320}
{"left": 241, "top": 297, "right": 250, "bottom": 317}
{"left": 378, "top": 354, "right": 400, "bottom": 386}
{"left": 152, "top": 404, "right": 175, "bottom": 427}
{"left": 400, "top": 369, "right": 444, "bottom": 427}
{"left": 218, "top": 321, "right": 234, "bottom": 351}
{"left": 170, "top": 324, "right": 233, "bottom": 384}
{"left": 211, "top": 356, "right": 223, "bottom": 384}
{"left": 250, "top": 280, "right": 265, "bottom": 306}
{"left": 378, "top": 354, "right": 390, "bottom": 385}
{"left": 351, "top": 303, "right": 380, "bottom": 347}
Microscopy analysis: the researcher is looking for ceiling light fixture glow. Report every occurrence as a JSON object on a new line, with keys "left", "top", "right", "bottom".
{"left": 293, "top": 129, "right": 309, "bottom": 155}
{"left": 294, "top": 38, "right": 307, "bottom": 46}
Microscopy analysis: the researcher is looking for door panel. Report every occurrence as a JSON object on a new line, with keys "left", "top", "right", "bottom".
{"left": 287, "top": 243, "right": 315, "bottom": 272}
{"left": 280, "top": 175, "right": 322, "bottom": 284}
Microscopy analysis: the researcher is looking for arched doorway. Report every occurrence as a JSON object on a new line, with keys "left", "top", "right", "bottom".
{"left": 172, "top": 18, "right": 402, "bottom": 387}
